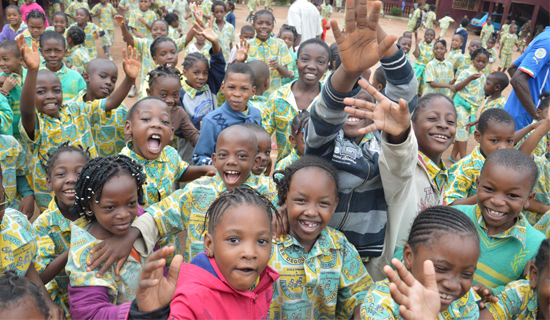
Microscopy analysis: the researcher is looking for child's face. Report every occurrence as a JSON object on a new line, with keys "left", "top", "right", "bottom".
{"left": 253, "top": 14, "right": 274, "bottom": 41}
{"left": 476, "top": 164, "right": 535, "bottom": 235}
{"left": 239, "top": 30, "right": 255, "bottom": 41}
{"left": 204, "top": 204, "right": 272, "bottom": 291}
{"left": 451, "top": 35, "right": 462, "bottom": 50}
{"left": 5, "top": 8, "right": 21, "bottom": 27}
{"left": 151, "top": 21, "right": 169, "bottom": 39}
{"left": 221, "top": 73, "right": 256, "bottom": 112}
{"left": 46, "top": 151, "right": 88, "bottom": 210}
{"left": 36, "top": 72, "right": 63, "bottom": 118}
{"left": 24, "top": 0, "right": 33, "bottom": 5}
{"left": 40, "top": 39, "right": 67, "bottom": 71}
{"left": 195, "top": 33, "right": 205, "bottom": 45}
{"left": 510, "top": 25, "right": 518, "bottom": 34}
{"left": 212, "top": 129, "right": 259, "bottom": 189}
{"left": 486, "top": 40, "right": 495, "bottom": 50}
{"left": 473, "top": 54, "right": 488, "bottom": 72}
{"left": 27, "top": 17, "right": 45, "bottom": 39}
{"left": 424, "top": 31, "right": 435, "bottom": 44}
{"left": 170, "top": 20, "right": 179, "bottom": 28}
{"left": 280, "top": 31, "right": 294, "bottom": 49}
{"left": 467, "top": 41, "right": 481, "bottom": 55}
{"left": 412, "top": 98, "right": 456, "bottom": 161}
{"left": 343, "top": 90, "right": 374, "bottom": 144}
{"left": 251, "top": 132, "right": 271, "bottom": 175}
{"left": 483, "top": 75, "right": 497, "bottom": 96}
{"left": 289, "top": 126, "right": 306, "bottom": 157}
{"left": 433, "top": 42, "right": 446, "bottom": 60}
{"left": 75, "top": 9, "right": 88, "bottom": 25}
{"left": 296, "top": 43, "right": 329, "bottom": 87}
{"left": 125, "top": 100, "right": 174, "bottom": 160}
{"left": 89, "top": 174, "right": 139, "bottom": 237}
{"left": 0, "top": 48, "right": 22, "bottom": 74}
{"left": 84, "top": 63, "right": 118, "bottom": 99}
{"left": 537, "top": 107, "right": 549, "bottom": 121}
{"left": 152, "top": 41, "right": 178, "bottom": 67}
{"left": 486, "top": 17, "right": 491, "bottom": 24}
{"left": 398, "top": 37, "right": 412, "bottom": 54}
{"left": 403, "top": 233, "right": 479, "bottom": 312}
{"left": 183, "top": 60, "right": 208, "bottom": 90}
{"left": 475, "top": 121, "right": 514, "bottom": 157}
{"left": 213, "top": 5, "right": 226, "bottom": 22}
{"left": 285, "top": 167, "right": 338, "bottom": 252}
{"left": 147, "top": 77, "right": 181, "bottom": 109}
{"left": 52, "top": 15, "right": 67, "bottom": 33}
{"left": 139, "top": 0, "right": 151, "bottom": 11}
{"left": 530, "top": 263, "right": 550, "bottom": 320}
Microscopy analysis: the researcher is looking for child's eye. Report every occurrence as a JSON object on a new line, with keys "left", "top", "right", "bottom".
{"left": 103, "top": 206, "right": 115, "bottom": 210}
{"left": 293, "top": 198, "right": 305, "bottom": 203}
{"left": 258, "top": 238, "right": 269, "bottom": 245}
{"left": 462, "top": 272, "right": 474, "bottom": 278}
{"left": 237, "top": 154, "right": 248, "bottom": 159}
{"left": 434, "top": 266, "right": 447, "bottom": 272}
{"left": 162, "top": 120, "right": 170, "bottom": 125}
{"left": 56, "top": 172, "right": 66, "bottom": 177}
{"left": 128, "top": 201, "right": 137, "bottom": 206}
{"left": 490, "top": 139, "right": 498, "bottom": 143}
{"left": 160, "top": 93, "right": 167, "bottom": 98}
{"left": 320, "top": 201, "right": 331, "bottom": 206}
{"left": 227, "top": 237, "right": 240, "bottom": 243}
{"left": 141, "top": 117, "right": 151, "bottom": 121}
{"left": 508, "top": 193, "right": 520, "bottom": 199}
{"left": 447, "top": 120, "right": 455, "bottom": 125}
{"left": 54, "top": 89, "right": 62, "bottom": 94}
{"left": 483, "top": 186, "right": 494, "bottom": 192}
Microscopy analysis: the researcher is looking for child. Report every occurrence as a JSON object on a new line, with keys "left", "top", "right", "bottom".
{"left": 397, "top": 36, "right": 412, "bottom": 63}
{"left": 20, "top": 0, "right": 49, "bottom": 28}
{"left": 455, "top": 39, "right": 482, "bottom": 76}
{"left": 164, "top": 13, "right": 182, "bottom": 39}
{"left": 193, "top": 63, "right": 261, "bottom": 165}
{"left": 246, "top": 60, "right": 271, "bottom": 117}
{"left": 444, "top": 108, "right": 515, "bottom": 205}
{"left": 517, "top": 20, "right": 531, "bottom": 53}
{"left": 38, "top": 30, "right": 86, "bottom": 102}
{"left": 225, "top": 1, "right": 236, "bottom": 27}
{"left": 321, "top": 0, "right": 332, "bottom": 21}
{"left": 425, "top": 5, "right": 436, "bottom": 30}
{"left": 450, "top": 47, "right": 489, "bottom": 161}
{"left": 46, "top": 12, "right": 68, "bottom": 37}
{"left": 0, "top": 40, "right": 25, "bottom": 139}
{"left": 65, "top": 155, "right": 147, "bottom": 319}
{"left": 275, "top": 111, "right": 309, "bottom": 171}
{"left": 242, "top": 123, "right": 272, "bottom": 176}
{"left": 485, "top": 38, "right": 497, "bottom": 75}
{"left": 361, "top": 206, "right": 481, "bottom": 319}
{"left": 16, "top": 36, "right": 138, "bottom": 212}
{"left": 454, "top": 148, "right": 546, "bottom": 294}
{"left": 316, "top": 3, "right": 331, "bottom": 42}
{"left": 248, "top": 0, "right": 257, "bottom": 21}
{"left": 455, "top": 17, "right": 470, "bottom": 53}
{"left": 70, "top": 8, "right": 105, "bottom": 59}
{"left": 128, "top": 0, "right": 158, "bottom": 40}
{"left": 247, "top": 10, "right": 292, "bottom": 96}
{"left": 118, "top": 0, "right": 140, "bottom": 24}
{"left": 482, "top": 238, "right": 550, "bottom": 319}
{"left": 211, "top": 1, "right": 235, "bottom": 63}
{"left": 228, "top": 25, "right": 255, "bottom": 63}
{"left": 498, "top": 23, "right": 519, "bottom": 72}
{"left": 122, "top": 96, "right": 215, "bottom": 207}
{"left": 0, "top": 6, "right": 27, "bottom": 42}
{"left": 32, "top": 143, "right": 90, "bottom": 317}
{"left": 447, "top": 34, "right": 463, "bottom": 73}
{"left": 437, "top": 12, "right": 454, "bottom": 39}
{"left": 279, "top": 24, "right": 298, "bottom": 85}
{"left": 91, "top": 0, "right": 117, "bottom": 60}
{"left": 406, "top": 3, "right": 423, "bottom": 33}
{"left": 0, "top": 271, "right": 51, "bottom": 320}
{"left": 185, "top": 32, "right": 211, "bottom": 59}
{"left": 515, "top": 92, "right": 550, "bottom": 158}
{"left": 263, "top": 38, "right": 330, "bottom": 163}
{"left": 269, "top": 156, "right": 373, "bottom": 318}
{"left": 372, "top": 66, "right": 386, "bottom": 92}
{"left": 498, "top": 19, "right": 511, "bottom": 44}
{"left": 476, "top": 71, "right": 509, "bottom": 116}
{"left": 412, "top": 29, "right": 435, "bottom": 94}
{"left": 65, "top": 0, "right": 89, "bottom": 25}
{"left": 422, "top": 39, "right": 454, "bottom": 97}
{"left": 22, "top": 10, "right": 46, "bottom": 51}
{"left": 480, "top": 16, "right": 494, "bottom": 47}
{"left": 65, "top": 26, "right": 91, "bottom": 75}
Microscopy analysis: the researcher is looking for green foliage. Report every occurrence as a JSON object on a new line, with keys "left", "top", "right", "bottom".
{"left": 391, "top": 7, "right": 403, "bottom": 16}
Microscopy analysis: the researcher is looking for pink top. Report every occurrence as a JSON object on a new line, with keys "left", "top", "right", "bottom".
{"left": 20, "top": 2, "right": 50, "bottom": 28}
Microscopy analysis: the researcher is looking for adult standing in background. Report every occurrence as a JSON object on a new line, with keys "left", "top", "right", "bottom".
{"left": 287, "top": 0, "right": 322, "bottom": 47}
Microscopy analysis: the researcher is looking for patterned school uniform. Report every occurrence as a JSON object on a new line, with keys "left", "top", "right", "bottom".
{"left": 66, "top": 1, "right": 90, "bottom": 25}
{"left": 268, "top": 227, "right": 373, "bottom": 320}
{"left": 452, "top": 52, "right": 469, "bottom": 75}
{"left": 118, "top": 0, "right": 140, "bottom": 20}
{"left": 527, "top": 156, "right": 550, "bottom": 225}
{"left": 45, "top": 26, "right": 67, "bottom": 39}
{"left": 425, "top": 11, "right": 436, "bottom": 29}
{"left": 70, "top": 90, "right": 128, "bottom": 157}
{"left": 22, "top": 29, "right": 43, "bottom": 63}
{"left": 275, "top": 148, "right": 300, "bottom": 171}
{"left": 438, "top": 16, "right": 454, "bottom": 38}
{"left": 248, "top": 0, "right": 258, "bottom": 14}
{"left": 128, "top": 9, "right": 158, "bottom": 40}
{"left": 413, "top": 42, "right": 434, "bottom": 93}
{"left": 39, "top": 61, "right": 87, "bottom": 103}
{"left": 447, "top": 49, "right": 463, "bottom": 74}
{"left": 518, "top": 24, "right": 530, "bottom": 47}
{"left": 32, "top": 200, "right": 88, "bottom": 317}
{"left": 422, "top": 59, "right": 454, "bottom": 97}
{"left": 406, "top": 8, "right": 422, "bottom": 33}
{"left": 453, "top": 65, "right": 486, "bottom": 141}
{"left": 500, "top": 24, "right": 510, "bottom": 37}
{"left": 361, "top": 280, "right": 479, "bottom": 320}
{"left": 249, "top": 94, "right": 268, "bottom": 118}
{"left": 282, "top": 51, "right": 298, "bottom": 86}
{"left": 168, "top": 26, "right": 180, "bottom": 39}
{"left": 170, "top": 0, "right": 188, "bottom": 32}
{"left": 321, "top": 2, "right": 332, "bottom": 20}
{"left": 0, "top": 135, "right": 31, "bottom": 210}
{"left": 486, "top": 47, "right": 498, "bottom": 75}
{"left": 534, "top": 212, "right": 550, "bottom": 238}
{"left": 184, "top": 40, "right": 211, "bottom": 59}
{"left": 18, "top": 101, "right": 99, "bottom": 212}
{"left": 499, "top": 33, "right": 519, "bottom": 69}
{"left": 91, "top": 3, "right": 117, "bottom": 47}
{"left": 69, "top": 22, "right": 103, "bottom": 59}
{"left": 145, "top": 173, "right": 276, "bottom": 263}
{"left": 247, "top": 36, "right": 293, "bottom": 97}
{"left": 443, "top": 145, "right": 484, "bottom": 205}
{"left": 335, "top": 0, "right": 342, "bottom": 9}
{"left": 477, "top": 95, "right": 507, "bottom": 116}
{"left": 481, "top": 23, "right": 495, "bottom": 47}
{"left": 486, "top": 280, "right": 538, "bottom": 320}
{"left": 198, "top": 0, "right": 212, "bottom": 25}
{"left": 0, "top": 209, "right": 36, "bottom": 276}
{"left": 0, "top": 70, "right": 25, "bottom": 139}
{"left": 66, "top": 44, "right": 91, "bottom": 75}
{"left": 213, "top": 22, "right": 235, "bottom": 63}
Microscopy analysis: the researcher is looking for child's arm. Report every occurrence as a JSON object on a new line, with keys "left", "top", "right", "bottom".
{"left": 193, "top": 15, "right": 225, "bottom": 95}
{"left": 16, "top": 35, "right": 40, "bottom": 140}
{"left": 192, "top": 118, "right": 218, "bottom": 165}
{"left": 178, "top": 165, "right": 216, "bottom": 182}
{"left": 452, "top": 73, "right": 482, "bottom": 92}
{"left": 524, "top": 199, "right": 550, "bottom": 215}
{"left": 25, "top": 263, "right": 65, "bottom": 320}
{"left": 114, "top": 15, "right": 135, "bottom": 47}
{"left": 514, "top": 121, "right": 540, "bottom": 145}
{"left": 443, "top": 165, "right": 478, "bottom": 206}
{"left": 518, "top": 118, "right": 550, "bottom": 156}
{"left": 0, "top": 93, "right": 13, "bottom": 134}
{"left": 38, "top": 250, "right": 70, "bottom": 285}
{"left": 137, "top": 17, "right": 152, "bottom": 31}
{"left": 413, "top": 34, "right": 421, "bottom": 58}
{"left": 103, "top": 46, "right": 139, "bottom": 112}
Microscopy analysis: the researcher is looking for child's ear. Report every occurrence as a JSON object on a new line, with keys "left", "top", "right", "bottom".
{"left": 529, "top": 262, "right": 539, "bottom": 290}
{"left": 203, "top": 232, "right": 215, "bottom": 257}
{"left": 523, "top": 190, "right": 537, "bottom": 210}
{"left": 46, "top": 177, "right": 52, "bottom": 191}
{"left": 181, "top": 69, "right": 188, "bottom": 78}
{"left": 169, "top": 126, "right": 175, "bottom": 141}
{"left": 252, "top": 154, "right": 261, "bottom": 170}
{"left": 124, "top": 119, "right": 132, "bottom": 136}
{"left": 83, "top": 72, "right": 90, "bottom": 84}
{"left": 251, "top": 85, "right": 256, "bottom": 96}
{"left": 494, "top": 84, "right": 501, "bottom": 92}
{"left": 376, "top": 83, "right": 383, "bottom": 92}
{"left": 211, "top": 152, "right": 217, "bottom": 166}
{"left": 145, "top": 88, "right": 152, "bottom": 97}
{"left": 264, "top": 78, "right": 270, "bottom": 90}
{"left": 474, "top": 130, "right": 481, "bottom": 143}
{"left": 220, "top": 81, "right": 226, "bottom": 93}
{"left": 289, "top": 135, "right": 297, "bottom": 146}
{"left": 402, "top": 244, "right": 414, "bottom": 270}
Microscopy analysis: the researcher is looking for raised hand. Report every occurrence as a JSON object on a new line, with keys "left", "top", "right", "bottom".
{"left": 114, "top": 15, "right": 126, "bottom": 27}
{"left": 344, "top": 79, "right": 411, "bottom": 137}
{"left": 122, "top": 46, "right": 141, "bottom": 79}
{"left": 472, "top": 283, "right": 498, "bottom": 309}
{"left": 16, "top": 35, "right": 40, "bottom": 71}
{"left": 235, "top": 39, "right": 250, "bottom": 62}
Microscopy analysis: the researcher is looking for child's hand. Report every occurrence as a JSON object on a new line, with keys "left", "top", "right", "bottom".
{"left": 473, "top": 283, "right": 498, "bottom": 308}
{"left": 203, "top": 165, "right": 217, "bottom": 176}
{"left": 288, "top": 70, "right": 295, "bottom": 78}
{"left": 344, "top": 79, "right": 411, "bottom": 137}
{"left": 469, "top": 73, "right": 482, "bottom": 80}
{"left": 331, "top": 0, "right": 396, "bottom": 77}
{"left": 136, "top": 246, "right": 183, "bottom": 313}
{"left": 192, "top": 15, "right": 219, "bottom": 44}
{"left": 114, "top": 15, "right": 126, "bottom": 26}
{"left": 122, "top": 46, "right": 141, "bottom": 80}
{"left": 18, "top": 195, "right": 35, "bottom": 220}
{"left": 16, "top": 35, "right": 40, "bottom": 71}
{"left": 268, "top": 59, "right": 279, "bottom": 70}
{"left": 137, "top": 17, "right": 146, "bottom": 24}
{"left": 2, "top": 75, "right": 17, "bottom": 92}
{"left": 465, "top": 119, "right": 478, "bottom": 130}
{"left": 235, "top": 39, "right": 250, "bottom": 62}
{"left": 384, "top": 258, "right": 440, "bottom": 320}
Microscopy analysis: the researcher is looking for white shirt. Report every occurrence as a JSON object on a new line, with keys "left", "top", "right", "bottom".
{"left": 287, "top": 0, "right": 323, "bottom": 44}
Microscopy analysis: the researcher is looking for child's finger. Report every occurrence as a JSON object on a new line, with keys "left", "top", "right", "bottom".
{"left": 393, "top": 258, "right": 417, "bottom": 287}
{"left": 398, "top": 305, "right": 415, "bottom": 320}
{"left": 377, "top": 34, "right": 398, "bottom": 59}
{"left": 358, "top": 79, "right": 386, "bottom": 103}
{"left": 138, "top": 278, "right": 160, "bottom": 289}
{"left": 356, "top": 0, "right": 371, "bottom": 30}
{"left": 343, "top": 98, "right": 377, "bottom": 112}
{"left": 422, "top": 260, "right": 438, "bottom": 293}
{"left": 389, "top": 282, "right": 409, "bottom": 309}
{"left": 344, "top": 0, "right": 355, "bottom": 34}
{"left": 167, "top": 254, "right": 183, "bottom": 285}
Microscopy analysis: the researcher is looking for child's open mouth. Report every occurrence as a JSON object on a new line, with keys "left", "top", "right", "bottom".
{"left": 429, "top": 133, "right": 450, "bottom": 143}
{"left": 63, "top": 189, "right": 76, "bottom": 198}
{"left": 147, "top": 134, "right": 162, "bottom": 153}
{"left": 304, "top": 72, "right": 318, "bottom": 81}
{"left": 346, "top": 116, "right": 362, "bottom": 123}
{"left": 224, "top": 170, "right": 241, "bottom": 184}
{"left": 485, "top": 207, "right": 507, "bottom": 220}
{"left": 235, "top": 267, "right": 256, "bottom": 276}
{"left": 43, "top": 103, "right": 58, "bottom": 112}
{"left": 299, "top": 220, "right": 320, "bottom": 233}
{"left": 439, "top": 292, "right": 455, "bottom": 305}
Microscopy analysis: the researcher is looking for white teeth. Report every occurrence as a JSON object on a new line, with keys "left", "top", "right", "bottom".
{"left": 347, "top": 117, "right": 360, "bottom": 122}
{"left": 300, "top": 221, "right": 319, "bottom": 228}
{"left": 64, "top": 189, "right": 75, "bottom": 193}
{"left": 433, "top": 134, "right": 448, "bottom": 140}
{"left": 226, "top": 171, "right": 239, "bottom": 175}
{"left": 487, "top": 208, "right": 505, "bottom": 218}
{"left": 305, "top": 73, "right": 316, "bottom": 77}
{"left": 439, "top": 293, "right": 453, "bottom": 300}
{"left": 45, "top": 103, "right": 56, "bottom": 108}
{"left": 151, "top": 134, "right": 160, "bottom": 139}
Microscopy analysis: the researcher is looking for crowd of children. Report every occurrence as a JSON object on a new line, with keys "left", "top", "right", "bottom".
{"left": 0, "top": 0, "right": 548, "bottom": 320}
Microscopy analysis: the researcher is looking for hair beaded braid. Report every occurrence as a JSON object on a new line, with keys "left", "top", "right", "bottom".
{"left": 40, "top": 141, "right": 91, "bottom": 178}
{"left": 407, "top": 205, "right": 480, "bottom": 253}
{"left": 0, "top": 271, "right": 49, "bottom": 318}
{"left": 147, "top": 64, "right": 183, "bottom": 88}
{"left": 70, "top": 155, "right": 146, "bottom": 221}
{"left": 26, "top": 9, "right": 46, "bottom": 23}
{"left": 67, "top": 26, "right": 86, "bottom": 46}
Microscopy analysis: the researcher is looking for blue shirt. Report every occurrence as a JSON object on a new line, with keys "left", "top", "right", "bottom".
{"left": 455, "top": 27, "right": 468, "bottom": 53}
{"left": 226, "top": 12, "right": 236, "bottom": 28}
{"left": 504, "top": 27, "right": 550, "bottom": 130}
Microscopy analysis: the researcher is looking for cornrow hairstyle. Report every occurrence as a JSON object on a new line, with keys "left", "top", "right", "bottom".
{"left": 0, "top": 271, "right": 50, "bottom": 319}
{"left": 482, "top": 149, "right": 539, "bottom": 191}
{"left": 471, "top": 47, "right": 490, "bottom": 60}
{"left": 407, "top": 205, "right": 480, "bottom": 253}
{"left": 26, "top": 9, "right": 46, "bottom": 23}
{"left": 39, "top": 30, "right": 66, "bottom": 49}
{"left": 253, "top": 9, "right": 275, "bottom": 23}
{"left": 477, "top": 108, "right": 515, "bottom": 135}
{"left": 127, "top": 96, "right": 169, "bottom": 122}
{"left": 52, "top": 11, "right": 68, "bottom": 25}
{"left": 224, "top": 62, "right": 255, "bottom": 84}
{"left": 147, "top": 64, "right": 183, "bottom": 89}
{"left": 203, "top": 187, "right": 281, "bottom": 234}
{"left": 66, "top": 26, "right": 86, "bottom": 46}
{"left": 182, "top": 52, "right": 209, "bottom": 71}
{"left": 273, "top": 155, "right": 339, "bottom": 207}
{"left": 278, "top": 24, "right": 297, "bottom": 41}
{"left": 534, "top": 238, "right": 549, "bottom": 272}
{"left": 487, "top": 71, "right": 509, "bottom": 91}
{"left": 211, "top": 0, "right": 227, "bottom": 12}
{"left": 0, "top": 40, "right": 21, "bottom": 58}
{"left": 150, "top": 36, "right": 176, "bottom": 58}
{"left": 412, "top": 93, "right": 455, "bottom": 122}
{"left": 226, "top": 1, "right": 235, "bottom": 11}
{"left": 76, "top": 8, "right": 92, "bottom": 23}
{"left": 539, "top": 92, "right": 550, "bottom": 111}
{"left": 40, "top": 141, "right": 91, "bottom": 178}
{"left": 290, "top": 111, "right": 310, "bottom": 137}
{"left": 434, "top": 39, "right": 446, "bottom": 49}
{"left": 5, "top": 5, "right": 21, "bottom": 16}
{"left": 69, "top": 155, "right": 146, "bottom": 221}
{"left": 297, "top": 38, "right": 331, "bottom": 62}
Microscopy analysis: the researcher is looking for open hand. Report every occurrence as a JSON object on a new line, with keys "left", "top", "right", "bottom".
{"left": 114, "top": 15, "right": 126, "bottom": 27}
{"left": 235, "top": 39, "right": 250, "bottom": 62}
{"left": 473, "top": 283, "right": 498, "bottom": 309}
{"left": 268, "top": 59, "right": 279, "bottom": 70}
{"left": 16, "top": 35, "right": 40, "bottom": 71}
{"left": 122, "top": 45, "right": 141, "bottom": 79}
{"left": 2, "top": 74, "right": 17, "bottom": 92}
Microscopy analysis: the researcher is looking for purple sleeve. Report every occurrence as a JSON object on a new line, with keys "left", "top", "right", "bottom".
{"left": 68, "top": 284, "right": 131, "bottom": 320}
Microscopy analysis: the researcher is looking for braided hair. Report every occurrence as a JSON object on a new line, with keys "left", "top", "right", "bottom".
{"left": 407, "top": 206, "right": 480, "bottom": 253}
{"left": 534, "top": 238, "right": 549, "bottom": 272}
{"left": 66, "top": 26, "right": 86, "bottom": 46}
{"left": 0, "top": 271, "right": 49, "bottom": 319}
{"left": 471, "top": 47, "right": 490, "bottom": 61}
{"left": 290, "top": 111, "right": 310, "bottom": 137}
{"left": 70, "top": 155, "right": 146, "bottom": 221}
{"left": 203, "top": 187, "right": 280, "bottom": 234}
{"left": 278, "top": 24, "right": 297, "bottom": 42}
{"left": 273, "top": 155, "right": 339, "bottom": 207}
{"left": 26, "top": 9, "right": 46, "bottom": 23}
{"left": 182, "top": 52, "right": 209, "bottom": 71}
{"left": 150, "top": 36, "right": 177, "bottom": 58}
{"left": 147, "top": 64, "right": 183, "bottom": 88}
{"left": 40, "top": 141, "right": 91, "bottom": 178}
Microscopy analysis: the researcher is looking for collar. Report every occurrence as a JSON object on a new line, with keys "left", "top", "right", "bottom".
{"left": 252, "top": 36, "right": 274, "bottom": 46}
{"left": 251, "top": 95, "right": 267, "bottom": 102}
{"left": 121, "top": 142, "right": 169, "bottom": 164}
{"left": 418, "top": 151, "right": 448, "bottom": 192}
{"left": 181, "top": 80, "right": 209, "bottom": 99}
{"left": 279, "top": 228, "right": 343, "bottom": 258}
{"left": 45, "top": 199, "right": 72, "bottom": 231}
{"left": 220, "top": 101, "right": 250, "bottom": 116}
{"left": 471, "top": 145, "right": 485, "bottom": 162}
{"left": 475, "top": 205, "right": 528, "bottom": 248}
{"left": 22, "top": 28, "right": 39, "bottom": 42}
{"left": 40, "top": 60, "right": 68, "bottom": 74}
{"left": 10, "top": 22, "right": 27, "bottom": 33}
{"left": 0, "top": 209, "right": 34, "bottom": 255}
